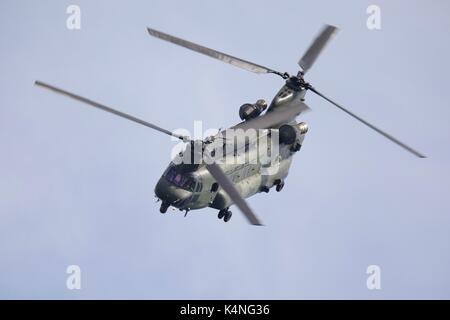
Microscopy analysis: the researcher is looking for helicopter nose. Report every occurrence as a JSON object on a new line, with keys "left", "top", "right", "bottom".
{"left": 154, "top": 177, "right": 192, "bottom": 207}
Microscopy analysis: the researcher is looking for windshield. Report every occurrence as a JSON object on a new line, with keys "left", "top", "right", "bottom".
{"left": 164, "top": 166, "right": 196, "bottom": 191}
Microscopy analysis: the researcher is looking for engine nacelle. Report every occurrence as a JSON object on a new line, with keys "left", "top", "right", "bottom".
{"left": 239, "top": 99, "right": 268, "bottom": 121}
{"left": 278, "top": 125, "right": 297, "bottom": 145}
{"left": 278, "top": 122, "right": 309, "bottom": 145}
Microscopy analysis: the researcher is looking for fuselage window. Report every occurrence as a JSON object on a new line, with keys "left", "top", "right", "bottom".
{"left": 164, "top": 167, "right": 196, "bottom": 191}
{"left": 210, "top": 182, "right": 219, "bottom": 193}
{"left": 195, "top": 181, "right": 203, "bottom": 193}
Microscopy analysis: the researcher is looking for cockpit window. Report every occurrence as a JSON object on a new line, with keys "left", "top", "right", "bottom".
{"left": 164, "top": 166, "right": 196, "bottom": 191}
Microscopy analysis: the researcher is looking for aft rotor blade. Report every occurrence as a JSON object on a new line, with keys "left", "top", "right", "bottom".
{"left": 298, "top": 25, "right": 339, "bottom": 74}
{"left": 232, "top": 101, "right": 310, "bottom": 131}
{"left": 203, "top": 155, "right": 263, "bottom": 226}
{"left": 307, "top": 85, "right": 426, "bottom": 158}
{"left": 147, "top": 27, "right": 286, "bottom": 78}
{"left": 34, "top": 81, "right": 188, "bottom": 141}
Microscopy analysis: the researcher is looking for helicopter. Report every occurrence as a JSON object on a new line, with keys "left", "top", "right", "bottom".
{"left": 35, "top": 25, "right": 425, "bottom": 226}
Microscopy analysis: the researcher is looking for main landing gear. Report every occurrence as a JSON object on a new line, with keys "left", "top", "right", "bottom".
{"left": 275, "top": 179, "right": 285, "bottom": 192}
{"left": 218, "top": 208, "right": 232, "bottom": 223}
{"left": 261, "top": 180, "right": 285, "bottom": 193}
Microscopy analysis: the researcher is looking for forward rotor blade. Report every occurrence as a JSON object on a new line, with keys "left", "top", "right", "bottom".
{"left": 203, "top": 153, "right": 263, "bottom": 226}
{"left": 307, "top": 85, "right": 426, "bottom": 158}
{"left": 147, "top": 27, "right": 285, "bottom": 77}
{"left": 34, "top": 81, "right": 188, "bottom": 141}
{"left": 298, "top": 25, "right": 339, "bottom": 74}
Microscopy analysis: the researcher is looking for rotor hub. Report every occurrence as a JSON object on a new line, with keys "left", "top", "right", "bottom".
{"left": 286, "top": 74, "right": 309, "bottom": 91}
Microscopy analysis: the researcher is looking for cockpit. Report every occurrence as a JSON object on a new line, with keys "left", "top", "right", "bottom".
{"left": 163, "top": 165, "right": 199, "bottom": 192}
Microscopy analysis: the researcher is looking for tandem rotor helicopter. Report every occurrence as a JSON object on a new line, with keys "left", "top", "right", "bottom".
{"left": 35, "top": 25, "right": 425, "bottom": 226}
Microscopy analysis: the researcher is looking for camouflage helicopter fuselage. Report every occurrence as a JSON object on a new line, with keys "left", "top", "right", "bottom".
{"left": 154, "top": 77, "right": 309, "bottom": 217}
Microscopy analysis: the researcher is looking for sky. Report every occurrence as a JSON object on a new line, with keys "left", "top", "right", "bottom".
{"left": 1, "top": 0, "right": 450, "bottom": 299}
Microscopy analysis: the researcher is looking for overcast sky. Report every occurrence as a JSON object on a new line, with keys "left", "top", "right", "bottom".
{"left": 1, "top": 0, "right": 450, "bottom": 299}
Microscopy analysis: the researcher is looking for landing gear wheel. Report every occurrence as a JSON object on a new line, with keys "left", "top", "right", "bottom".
{"left": 160, "top": 202, "right": 169, "bottom": 214}
{"left": 276, "top": 181, "right": 285, "bottom": 192}
{"left": 224, "top": 211, "right": 232, "bottom": 222}
{"left": 290, "top": 142, "right": 302, "bottom": 152}
{"left": 218, "top": 209, "right": 227, "bottom": 220}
